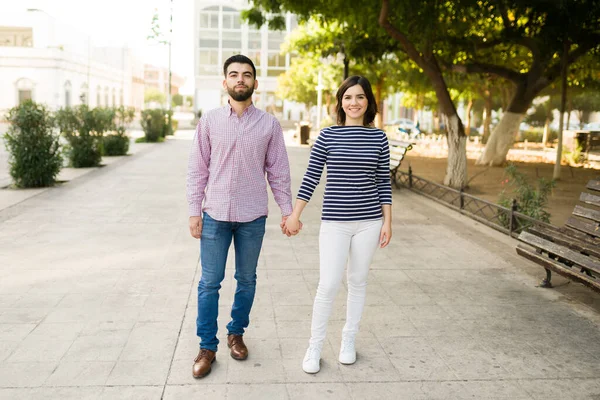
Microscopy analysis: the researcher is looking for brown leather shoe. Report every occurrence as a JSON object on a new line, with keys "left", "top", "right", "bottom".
{"left": 227, "top": 334, "right": 248, "bottom": 360}
{"left": 192, "top": 348, "right": 216, "bottom": 379}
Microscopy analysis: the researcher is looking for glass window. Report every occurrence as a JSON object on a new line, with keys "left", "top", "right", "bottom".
{"left": 199, "top": 50, "right": 218, "bottom": 64}
{"left": 18, "top": 90, "right": 32, "bottom": 104}
{"left": 267, "top": 52, "right": 286, "bottom": 67}
{"left": 222, "top": 12, "right": 241, "bottom": 29}
{"left": 247, "top": 51, "right": 261, "bottom": 67}
{"left": 267, "top": 69, "right": 285, "bottom": 77}
{"left": 64, "top": 81, "right": 72, "bottom": 108}
{"left": 96, "top": 86, "right": 101, "bottom": 106}
{"left": 222, "top": 50, "right": 242, "bottom": 62}
{"left": 222, "top": 31, "right": 241, "bottom": 49}
{"left": 268, "top": 31, "right": 284, "bottom": 50}
{"left": 199, "top": 12, "right": 218, "bottom": 28}
{"left": 248, "top": 35, "right": 261, "bottom": 50}
{"left": 199, "top": 37, "right": 218, "bottom": 47}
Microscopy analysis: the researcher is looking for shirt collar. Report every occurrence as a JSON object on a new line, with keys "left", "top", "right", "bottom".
{"left": 227, "top": 101, "right": 256, "bottom": 118}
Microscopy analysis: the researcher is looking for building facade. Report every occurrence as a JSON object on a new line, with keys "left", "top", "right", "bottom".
{"left": 144, "top": 64, "right": 186, "bottom": 96}
{"left": 193, "top": 0, "right": 301, "bottom": 119}
{"left": 0, "top": 9, "right": 145, "bottom": 116}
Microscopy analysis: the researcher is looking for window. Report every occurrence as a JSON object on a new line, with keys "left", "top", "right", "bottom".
{"left": 268, "top": 31, "right": 285, "bottom": 51}
{"left": 18, "top": 90, "right": 32, "bottom": 104}
{"left": 199, "top": 12, "right": 219, "bottom": 29}
{"left": 0, "top": 27, "right": 33, "bottom": 47}
{"left": 64, "top": 81, "right": 72, "bottom": 107}
{"left": 16, "top": 77, "right": 34, "bottom": 104}
{"left": 267, "top": 53, "right": 286, "bottom": 68}
{"left": 104, "top": 87, "right": 109, "bottom": 107}
{"left": 199, "top": 50, "right": 218, "bottom": 65}
{"left": 199, "top": 31, "right": 219, "bottom": 48}
{"left": 222, "top": 31, "right": 241, "bottom": 49}
{"left": 96, "top": 86, "right": 101, "bottom": 106}
{"left": 112, "top": 88, "right": 116, "bottom": 107}
{"left": 120, "top": 89, "right": 124, "bottom": 106}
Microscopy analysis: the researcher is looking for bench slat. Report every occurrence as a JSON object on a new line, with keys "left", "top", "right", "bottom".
{"left": 565, "top": 216, "right": 600, "bottom": 238}
{"left": 518, "top": 231, "right": 600, "bottom": 274}
{"left": 573, "top": 205, "right": 600, "bottom": 223}
{"left": 516, "top": 245, "right": 600, "bottom": 293}
{"left": 587, "top": 180, "right": 600, "bottom": 193}
{"left": 580, "top": 192, "right": 600, "bottom": 208}
{"left": 528, "top": 225, "right": 600, "bottom": 259}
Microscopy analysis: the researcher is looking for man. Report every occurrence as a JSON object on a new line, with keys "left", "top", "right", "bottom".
{"left": 187, "top": 54, "right": 293, "bottom": 379}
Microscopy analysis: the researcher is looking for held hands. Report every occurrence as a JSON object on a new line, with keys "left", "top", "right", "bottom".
{"left": 280, "top": 215, "right": 303, "bottom": 237}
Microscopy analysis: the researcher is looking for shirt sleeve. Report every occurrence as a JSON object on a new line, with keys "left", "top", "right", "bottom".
{"left": 186, "top": 117, "right": 211, "bottom": 216}
{"left": 265, "top": 118, "right": 293, "bottom": 216}
{"left": 376, "top": 132, "right": 393, "bottom": 205}
{"left": 297, "top": 130, "right": 328, "bottom": 202}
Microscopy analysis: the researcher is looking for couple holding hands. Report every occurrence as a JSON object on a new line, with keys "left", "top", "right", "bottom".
{"left": 187, "top": 54, "right": 392, "bottom": 378}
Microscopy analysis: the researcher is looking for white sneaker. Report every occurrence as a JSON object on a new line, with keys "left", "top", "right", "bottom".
{"left": 302, "top": 345, "right": 321, "bottom": 374}
{"left": 339, "top": 337, "right": 356, "bottom": 364}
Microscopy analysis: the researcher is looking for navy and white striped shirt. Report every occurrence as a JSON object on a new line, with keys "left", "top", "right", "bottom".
{"left": 297, "top": 125, "right": 392, "bottom": 221}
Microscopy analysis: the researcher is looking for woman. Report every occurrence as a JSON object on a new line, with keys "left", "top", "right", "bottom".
{"left": 284, "top": 75, "right": 392, "bottom": 374}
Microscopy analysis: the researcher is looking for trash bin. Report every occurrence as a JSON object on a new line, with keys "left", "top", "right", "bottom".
{"left": 299, "top": 121, "right": 311, "bottom": 145}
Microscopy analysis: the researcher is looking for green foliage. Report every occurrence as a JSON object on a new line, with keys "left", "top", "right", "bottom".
{"left": 103, "top": 106, "right": 135, "bottom": 156}
{"left": 3, "top": 100, "right": 63, "bottom": 188}
{"left": 140, "top": 109, "right": 170, "bottom": 142}
{"left": 276, "top": 57, "right": 341, "bottom": 108}
{"left": 144, "top": 87, "right": 166, "bottom": 105}
{"left": 172, "top": 93, "right": 183, "bottom": 107}
{"left": 498, "top": 164, "right": 556, "bottom": 225}
{"left": 562, "top": 145, "right": 585, "bottom": 166}
{"left": 55, "top": 105, "right": 112, "bottom": 167}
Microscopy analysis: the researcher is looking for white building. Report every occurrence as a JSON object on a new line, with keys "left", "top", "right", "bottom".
{"left": 193, "top": 0, "right": 303, "bottom": 120}
{"left": 0, "top": 9, "right": 145, "bottom": 116}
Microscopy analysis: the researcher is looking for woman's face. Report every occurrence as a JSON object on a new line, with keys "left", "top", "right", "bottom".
{"left": 341, "top": 84, "right": 368, "bottom": 123}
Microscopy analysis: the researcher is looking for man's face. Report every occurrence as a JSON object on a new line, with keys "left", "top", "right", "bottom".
{"left": 223, "top": 62, "right": 257, "bottom": 102}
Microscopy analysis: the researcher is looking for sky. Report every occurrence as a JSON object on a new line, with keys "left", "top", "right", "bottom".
{"left": 4, "top": 0, "right": 196, "bottom": 94}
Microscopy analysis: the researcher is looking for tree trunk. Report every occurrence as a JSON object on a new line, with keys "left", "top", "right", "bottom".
{"left": 343, "top": 56, "right": 349, "bottom": 80}
{"left": 465, "top": 98, "right": 473, "bottom": 136}
{"left": 477, "top": 81, "right": 540, "bottom": 165}
{"left": 482, "top": 92, "right": 492, "bottom": 144}
{"left": 542, "top": 117, "right": 550, "bottom": 146}
{"left": 375, "top": 79, "right": 383, "bottom": 128}
{"left": 443, "top": 114, "right": 468, "bottom": 188}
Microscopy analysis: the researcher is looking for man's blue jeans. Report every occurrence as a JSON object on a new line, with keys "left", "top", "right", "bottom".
{"left": 197, "top": 212, "right": 266, "bottom": 352}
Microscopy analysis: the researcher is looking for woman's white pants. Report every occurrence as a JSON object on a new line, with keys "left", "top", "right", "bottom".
{"left": 309, "top": 219, "right": 383, "bottom": 346}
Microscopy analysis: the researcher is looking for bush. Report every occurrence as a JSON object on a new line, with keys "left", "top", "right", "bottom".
{"left": 56, "top": 105, "right": 109, "bottom": 167}
{"left": 498, "top": 164, "right": 555, "bottom": 226}
{"left": 102, "top": 106, "right": 135, "bottom": 156}
{"left": 140, "top": 109, "right": 169, "bottom": 142}
{"left": 171, "top": 118, "right": 179, "bottom": 132}
{"left": 3, "top": 100, "right": 62, "bottom": 187}
{"left": 103, "top": 134, "right": 129, "bottom": 156}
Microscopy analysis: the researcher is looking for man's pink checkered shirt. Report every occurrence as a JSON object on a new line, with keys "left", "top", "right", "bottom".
{"left": 186, "top": 103, "right": 293, "bottom": 222}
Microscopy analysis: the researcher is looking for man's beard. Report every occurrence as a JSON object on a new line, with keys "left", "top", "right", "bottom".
{"left": 227, "top": 85, "right": 254, "bottom": 102}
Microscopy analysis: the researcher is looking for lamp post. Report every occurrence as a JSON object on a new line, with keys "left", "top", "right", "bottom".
{"left": 316, "top": 69, "right": 323, "bottom": 131}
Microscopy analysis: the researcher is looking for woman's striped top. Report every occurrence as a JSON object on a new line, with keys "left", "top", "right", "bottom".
{"left": 297, "top": 125, "right": 392, "bottom": 221}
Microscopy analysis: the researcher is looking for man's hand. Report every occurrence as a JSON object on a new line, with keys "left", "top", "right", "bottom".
{"left": 189, "top": 216, "right": 203, "bottom": 239}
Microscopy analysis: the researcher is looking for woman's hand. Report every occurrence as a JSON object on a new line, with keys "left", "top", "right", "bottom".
{"left": 284, "top": 215, "right": 302, "bottom": 236}
{"left": 379, "top": 221, "right": 392, "bottom": 248}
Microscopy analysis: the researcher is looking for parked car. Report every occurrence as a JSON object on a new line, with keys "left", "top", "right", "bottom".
{"left": 385, "top": 118, "right": 421, "bottom": 138}
{"left": 583, "top": 122, "right": 600, "bottom": 131}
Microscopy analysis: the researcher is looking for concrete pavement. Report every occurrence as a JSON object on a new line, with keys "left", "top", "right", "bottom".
{"left": 0, "top": 131, "right": 599, "bottom": 399}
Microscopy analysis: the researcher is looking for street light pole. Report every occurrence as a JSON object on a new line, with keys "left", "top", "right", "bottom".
{"left": 167, "top": 0, "right": 173, "bottom": 131}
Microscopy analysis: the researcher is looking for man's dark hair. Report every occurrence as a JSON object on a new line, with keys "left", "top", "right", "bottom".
{"left": 335, "top": 75, "right": 378, "bottom": 126}
{"left": 223, "top": 54, "right": 256, "bottom": 79}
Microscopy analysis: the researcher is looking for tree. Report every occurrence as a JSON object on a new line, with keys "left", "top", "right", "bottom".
{"left": 245, "top": 0, "right": 473, "bottom": 188}
{"left": 144, "top": 87, "right": 166, "bottom": 106}
{"left": 448, "top": 1, "right": 600, "bottom": 165}
{"left": 276, "top": 57, "right": 341, "bottom": 117}
{"left": 172, "top": 93, "right": 183, "bottom": 107}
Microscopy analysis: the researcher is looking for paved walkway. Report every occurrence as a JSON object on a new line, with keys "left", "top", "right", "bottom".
{"left": 0, "top": 132, "right": 599, "bottom": 399}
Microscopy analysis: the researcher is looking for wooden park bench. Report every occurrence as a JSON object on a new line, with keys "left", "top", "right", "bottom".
{"left": 389, "top": 140, "right": 414, "bottom": 188}
{"left": 516, "top": 179, "right": 600, "bottom": 293}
